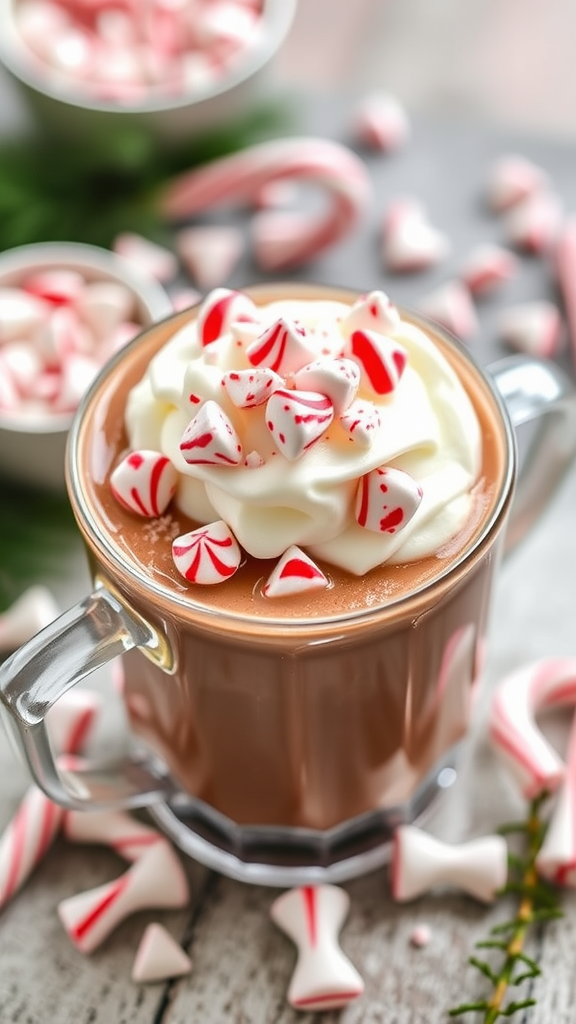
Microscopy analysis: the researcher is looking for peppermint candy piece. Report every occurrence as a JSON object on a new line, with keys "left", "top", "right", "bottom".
{"left": 266, "top": 389, "right": 334, "bottom": 461}
{"left": 247, "top": 318, "right": 317, "bottom": 375}
{"left": 341, "top": 290, "right": 400, "bottom": 336}
{"left": 460, "top": 244, "right": 518, "bottom": 296}
{"left": 418, "top": 280, "right": 478, "bottom": 341}
{"left": 176, "top": 225, "right": 243, "bottom": 290}
{"left": 344, "top": 329, "right": 407, "bottom": 395}
{"left": 352, "top": 91, "right": 410, "bottom": 153}
{"left": 222, "top": 367, "right": 284, "bottom": 408}
{"left": 382, "top": 199, "right": 449, "bottom": 273}
{"left": 196, "top": 288, "right": 259, "bottom": 347}
{"left": 497, "top": 301, "right": 562, "bottom": 358}
{"left": 340, "top": 400, "right": 381, "bottom": 448}
{"left": 293, "top": 358, "right": 359, "bottom": 415}
{"left": 504, "top": 190, "right": 562, "bottom": 254}
{"left": 486, "top": 154, "right": 549, "bottom": 212}
{"left": 355, "top": 466, "right": 423, "bottom": 534}
{"left": 110, "top": 450, "right": 178, "bottom": 517}
{"left": 180, "top": 400, "right": 243, "bottom": 466}
{"left": 172, "top": 520, "right": 241, "bottom": 584}
{"left": 263, "top": 546, "right": 328, "bottom": 599}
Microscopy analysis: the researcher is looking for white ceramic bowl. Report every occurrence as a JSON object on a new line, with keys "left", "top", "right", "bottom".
{"left": 0, "top": 241, "right": 173, "bottom": 491}
{"left": 0, "top": 0, "right": 297, "bottom": 142}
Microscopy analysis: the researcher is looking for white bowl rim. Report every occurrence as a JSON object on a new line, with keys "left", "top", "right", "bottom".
{"left": 0, "top": 0, "right": 297, "bottom": 115}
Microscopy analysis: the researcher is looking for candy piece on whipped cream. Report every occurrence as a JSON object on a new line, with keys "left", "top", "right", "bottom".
{"left": 244, "top": 449, "right": 265, "bottom": 468}
{"left": 222, "top": 367, "right": 284, "bottom": 408}
{"left": 110, "top": 450, "right": 178, "bottom": 517}
{"left": 262, "top": 546, "right": 329, "bottom": 599}
{"left": 486, "top": 154, "right": 549, "bottom": 212}
{"left": 340, "top": 400, "right": 381, "bottom": 448}
{"left": 355, "top": 466, "right": 423, "bottom": 534}
{"left": 172, "top": 520, "right": 241, "bottom": 584}
{"left": 247, "top": 318, "right": 317, "bottom": 375}
{"left": 196, "top": 287, "right": 259, "bottom": 348}
{"left": 341, "top": 290, "right": 400, "bottom": 336}
{"left": 132, "top": 922, "right": 192, "bottom": 984}
{"left": 293, "top": 358, "right": 360, "bottom": 415}
{"left": 381, "top": 198, "right": 450, "bottom": 273}
{"left": 497, "top": 301, "right": 562, "bottom": 358}
{"left": 180, "top": 400, "right": 243, "bottom": 466}
{"left": 266, "top": 389, "right": 334, "bottom": 461}
{"left": 343, "top": 329, "right": 407, "bottom": 395}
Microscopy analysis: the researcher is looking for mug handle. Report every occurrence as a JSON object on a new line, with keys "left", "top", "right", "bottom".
{"left": 1, "top": 353, "right": 575, "bottom": 811}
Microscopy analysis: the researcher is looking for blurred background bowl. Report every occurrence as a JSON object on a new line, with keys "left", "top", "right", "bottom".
{"left": 0, "top": 0, "right": 297, "bottom": 143}
{"left": 0, "top": 241, "right": 173, "bottom": 491}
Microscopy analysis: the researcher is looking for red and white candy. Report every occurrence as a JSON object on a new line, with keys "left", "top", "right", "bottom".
{"left": 417, "top": 280, "right": 478, "bottom": 341}
{"left": 222, "top": 367, "right": 283, "bottom": 408}
{"left": 341, "top": 290, "right": 400, "bottom": 337}
{"left": 175, "top": 225, "right": 244, "bottom": 290}
{"left": 392, "top": 826, "right": 508, "bottom": 904}
{"left": 270, "top": 885, "right": 364, "bottom": 1012}
{"left": 172, "top": 520, "right": 241, "bottom": 585}
{"left": 293, "top": 358, "right": 359, "bottom": 415}
{"left": 497, "top": 301, "right": 562, "bottom": 358}
{"left": 340, "top": 400, "right": 381, "bottom": 448}
{"left": 536, "top": 711, "right": 576, "bottom": 887}
{"left": 0, "top": 286, "right": 48, "bottom": 342}
{"left": 381, "top": 198, "right": 450, "bottom": 273}
{"left": 132, "top": 922, "right": 192, "bottom": 984}
{"left": 0, "top": 585, "right": 59, "bottom": 653}
{"left": 262, "top": 546, "right": 328, "bottom": 599}
{"left": 489, "top": 657, "right": 576, "bottom": 798}
{"left": 352, "top": 91, "right": 410, "bottom": 153}
{"left": 58, "top": 839, "right": 189, "bottom": 954}
{"left": 343, "top": 329, "right": 407, "bottom": 396}
{"left": 64, "top": 809, "right": 164, "bottom": 864}
{"left": 113, "top": 232, "right": 179, "bottom": 283}
{"left": 504, "top": 190, "right": 562, "bottom": 254}
{"left": 265, "top": 389, "right": 334, "bottom": 461}
{"left": 179, "top": 400, "right": 243, "bottom": 466}
{"left": 247, "top": 318, "right": 316, "bottom": 376}
{"left": 460, "top": 244, "right": 518, "bottom": 296}
{"left": 196, "top": 287, "right": 260, "bottom": 348}
{"left": 110, "top": 449, "right": 178, "bottom": 517}
{"left": 486, "top": 154, "right": 549, "bottom": 212}
{"left": 355, "top": 466, "right": 423, "bottom": 535}
{"left": 555, "top": 217, "right": 576, "bottom": 370}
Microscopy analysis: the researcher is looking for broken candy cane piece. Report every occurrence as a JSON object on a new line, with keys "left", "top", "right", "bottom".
{"left": 180, "top": 400, "right": 243, "bottom": 466}
{"left": 343, "top": 329, "right": 407, "bottom": 395}
{"left": 58, "top": 840, "right": 189, "bottom": 954}
{"left": 175, "top": 225, "right": 244, "bottom": 290}
{"left": 262, "top": 546, "right": 328, "bottom": 599}
{"left": 417, "top": 280, "right": 478, "bottom": 341}
{"left": 352, "top": 91, "right": 410, "bottom": 152}
{"left": 339, "top": 400, "right": 381, "bottom": 448}
{"left": 0, "top": 585, "right": 59, "bottom": 652}
{"left": 244, "top": 449, "right": 264, "bottom": 468}
{"left": 132, "top": 922, "right": 192, "bottom": 983}
{"left": 196, "top": 287, "right": 260, "bottom": 347}
{"left": 172, "top": 520, "right": 241, "bottom": 584}
{"left": 497, "top": 301, "right": 562, "bottom": 358}
{"left": 460, "top": 244, "right": 518, "bottom": 296}
{"left": 554, "top": 217, "right": 576, "bottom": 369}
{"left": 161, "top": 137, "right": 371, "bottom": 271}
{"left": 0, "top": 287, "right": 49, "bottom": 342}
{"left": 486, "top": 154, "right": 549, "bottom": 212}
{"left": 381, "top": 198, "right": 450, "bottom": 273}
{"left": 24, "top": 268, "right": 84, "bottom": 307}
{"left": 489, "top": 657, "right": 576, "bottom": 797}
{"left": 252, "top": 210, "right": 325, "bottom": 273}
{"left": 110, "top": 449, "right": 178, "bottom": 516}
{"left": 221, "top": 367, "right": 284, "bottom": 408}
{"left": 270, "top": 885, "right": 364, "bottom": 1012}
{"left": 247, "top": 318, "right": 317, "bottom": 376}
{"left": 341, "top": 290, "right": 400, "bottom": 337}
{"left": 46, "top": 689, "right": 101, "bottom": 758}
{"left": 266, "top": 389, "right": 334, "bottom": 461}
{"left": 64, "top": 810, "right": 164, "bottom": 863}
{"left": 391, "top": 826, "right": 508, "bottom": 903}
{"left": 355, "top": 466, "right": 423, "bottom": 534}
{"left": 536, "top": 711, "right": 576, "bottom": 886}
{"left": 504, "top": 190, "right": 562, "bottom": 254}
{"left": 293, "top": 358, "right": 360, "bottom": 415}
{"left": 76, "top": 281, "right": 136, "bottom": 339}
{"left": 113, "top": 232, "right": 179, "bottom": 283}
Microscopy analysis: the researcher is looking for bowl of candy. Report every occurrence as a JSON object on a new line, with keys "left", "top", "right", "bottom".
{"left": 0, "top": 241, "right": 173, "bottom": 490}
{"left": 0, "top": 0, "right": 297, "bottom": 142}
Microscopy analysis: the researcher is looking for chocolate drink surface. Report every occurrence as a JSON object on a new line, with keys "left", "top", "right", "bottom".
{"left": 80, "top": 285, "right": 509, "bottom": 829}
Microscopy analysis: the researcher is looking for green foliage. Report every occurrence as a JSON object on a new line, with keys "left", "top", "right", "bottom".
{"left": 0, "top": 101, "right": 291, "bottom": 251}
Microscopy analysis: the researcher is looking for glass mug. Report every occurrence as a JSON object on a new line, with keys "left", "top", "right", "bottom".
{"left": 1, "top": 283, "right": 576, "bottom": 887}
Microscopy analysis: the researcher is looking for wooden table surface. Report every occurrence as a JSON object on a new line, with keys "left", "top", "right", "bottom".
{"left": 2, "top": 6, "right": 576, "bottom": 1021}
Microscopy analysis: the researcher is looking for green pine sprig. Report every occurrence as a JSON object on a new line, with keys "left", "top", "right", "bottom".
{"left": 449, "top": 794, "right": 563, "bottom": 1023}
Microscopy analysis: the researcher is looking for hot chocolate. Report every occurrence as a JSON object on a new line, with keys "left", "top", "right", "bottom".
{"left": 78, "top": 284, "right": 509, "bottom": 830}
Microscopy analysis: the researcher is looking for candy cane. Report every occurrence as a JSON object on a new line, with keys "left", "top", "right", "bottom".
{"left": 64, "top": 809, "right": 164, "bottom": 863}
{"left": 489, "top": 657, "right": 576, "bottom": 798}
{"left": 0, "top": 692, "right": 100, "bottom": 911}
{"left": 555, "top": 216, "right": 576, "bottom": 372}
{"left": 160, "top": 138, "right": 371, "bottom": 270}
{"left": 536, "top": 710, "right": 576, "bottom": 886}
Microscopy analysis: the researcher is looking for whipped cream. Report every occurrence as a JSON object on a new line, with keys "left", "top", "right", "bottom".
{"left": 125, "top": 289, "right": 482, "bottom": 575}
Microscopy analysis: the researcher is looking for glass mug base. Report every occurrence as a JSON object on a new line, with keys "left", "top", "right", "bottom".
{"left": 146, "top": 746, "right": 461, "bottom": 887}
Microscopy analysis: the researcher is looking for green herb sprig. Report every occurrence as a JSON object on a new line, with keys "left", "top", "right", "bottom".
{"left": 449, "top": 794, "right": 562, "bottom": 1022}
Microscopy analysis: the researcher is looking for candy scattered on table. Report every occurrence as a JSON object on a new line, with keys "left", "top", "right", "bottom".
{"left": 489, "top": 657, "right": 576, "bottom": 798}
{"left": 175, "top": 225, "right": 244, "bottom": 290}
{"left": 485, "top": 154, "right": 549, "bottom": 213}
{"left": 132, "top": 922, "right": 192, "bottom": 984}
{"left": 535, "top": 711, "right": 576, "bottom": 887}
{"left": 113, "top": 233, "right": 179, "bottom": 284}
{"left": 391, "top": 825, "right": 508, "bottom": 904}
{"left": 497, "top": 301, "right": 563, "bottom": 358}
{"left": 270, "top": 885, "right": 364, "bottom": 1012}
{"left": 64, "top": 809, "right": 165, "bottom": 863}
{"left": 0, "top": 585, "right": 59, "bottom": 652}
{"left": 503, "top": 190, "right": 562, "bottom": 254}
{"left": 417, "top": 280, "right": 478, "bottom": 340}
{"left": 351, "top": 91, "right": 410, "bottom": 153}
{"left": 554, "top": 216, "right": 576, "bottom": 371}
{"left": 460, "top": 244, "right": 518, "bottom": 297}
{"left": 381, "top": 198, "right": 450, "bottom": 273}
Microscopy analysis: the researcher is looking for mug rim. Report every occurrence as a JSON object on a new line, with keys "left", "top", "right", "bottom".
{"left": 67, "top": 282, "right": 516, "bottom": 636}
